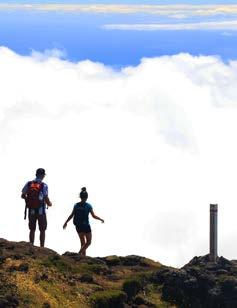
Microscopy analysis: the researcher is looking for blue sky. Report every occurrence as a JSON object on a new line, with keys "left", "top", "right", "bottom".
{"left": 3, "top": 1, "right": 237, "bottom": 3}
{"left": 1, "top": 2, "right": 237, "bottom": 66}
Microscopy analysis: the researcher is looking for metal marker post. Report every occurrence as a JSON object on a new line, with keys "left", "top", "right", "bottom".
{"left": 210, "top": 204, "right": 218, "bottom": 262}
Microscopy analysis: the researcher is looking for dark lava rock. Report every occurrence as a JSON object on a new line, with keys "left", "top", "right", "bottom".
{"left": 221, "top": 277, "right": 237, "bottom": 295}
{"left": 0, "top": 256, "right": 6, "bottom": 265}
{"left": 106, "top": 274, "right": 120, "bottom": 281}
{"left": 0, "top": 238, "right": 58, "bottom": 260}
{"left": 12, "top": 254, "right": 25, "bottom": 260}
{"left": 0, "top": 273, "right": 19, "bottom": 308}
{"left": 133, "top": 295, "right": 156, "bottom": 307}
{"left": 7, "top": 265, "right": 18, "bottom": 272}
{"left": 0, "top": 295, "right": 19, "bottom": 308}
{"left": 100, "top": 255, "right": 122, "bottom": 266}
{"left": 7, "top": 262, "right": 29, "bottom": 273}
{"left": 18, "top": 262, "right": 29, "bottom": 272}
{"left": 134, "top": 295, "right": 146, "bottom": 305}
{"left": 63, "top": 252, "right": 106, "bottom": 265}
{"left": 217, "top": 269, "right": 229, "bottom": 275}
{"left": 80, "top": 273, "right": 94, "bottom": 283}
{"left": 150, "top": 267, "right": 170, "bottom": 285}
{"left": 120, "top": 255, "right": 145, "bottom": 267}
{"left": 155, "top": 254, "right": 237, "bottom": 308}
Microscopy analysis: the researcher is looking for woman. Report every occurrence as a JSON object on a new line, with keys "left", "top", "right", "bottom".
{"left": 63, "top": 187, "right": 104, "bottom": 256}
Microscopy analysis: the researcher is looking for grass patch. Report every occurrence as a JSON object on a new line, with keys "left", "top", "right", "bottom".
{"left": 90, "top": 290, "right": 127, "bottom": 308}
{"left": 122, "top": 278, "right": 142, "bottom": 299}
{"left": 40, "top": 255, "right": 72, "bottom": 273}
{"left": 75, "top": 263, "right": 108, "bottom": 275}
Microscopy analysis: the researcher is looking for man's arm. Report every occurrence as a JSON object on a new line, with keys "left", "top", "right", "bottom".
{"left": 21, "top": 193, "right": 26, "bottom": 199}
{"left": 43, "top": 184, "right": 52, "bottom": 207}
{"left": 21, "top": 182, "right": 28, "bottom": 199}
{"left": 44, "top": 196, "right": 52, "bottom": 207}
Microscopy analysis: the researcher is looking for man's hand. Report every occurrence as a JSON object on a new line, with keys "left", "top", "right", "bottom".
{"left": 21, "top": 193, "right": 26, "bottom": 199}
{"left": 45, "top": 197, "right": 52, "bottom": 207}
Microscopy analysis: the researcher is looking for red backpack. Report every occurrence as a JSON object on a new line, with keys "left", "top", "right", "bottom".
{"left": 26, "top": 181, "right": 44, "bottom": 209}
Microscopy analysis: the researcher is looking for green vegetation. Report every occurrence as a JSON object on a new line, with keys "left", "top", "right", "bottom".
{"left": 122, "top": 278, "right": 142, "bottom": 299}
{"left": 90, "top": 290, "right": 127, "bottom": 308}
{"left": 40, "top": 255, "right": 72, "bottom": 273}
{"left": 0, "top": 238, "right": 170, "bottom": 307}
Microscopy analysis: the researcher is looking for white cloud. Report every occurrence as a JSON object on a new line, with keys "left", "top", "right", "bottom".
{"left": 222, "top": 31, "right": 236, "bottom": 36}
{"left": 1, "top": 47, "right": 237, "bottom": 267}
{"left": 103, "top": 20, "right": 237, "bottom": 31}
{"left": 30, "top": 48, "right": 67, "bottom": 61}
{"left": 1, "top": 4, "right": 237, "bottom": 18}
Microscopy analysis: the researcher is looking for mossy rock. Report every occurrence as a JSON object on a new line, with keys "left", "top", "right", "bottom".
{"left": 90, "top": 290, "right": 127, "bottom": 308}
{"left": 103, "top": 256, "right": 122, "bottom": 266}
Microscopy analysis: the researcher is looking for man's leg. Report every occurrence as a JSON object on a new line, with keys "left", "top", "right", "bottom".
{"left": 40, "top": 231, "right": 45, "bottom": 247}
{"left": 39, "top": 214, "right": 47, "bottom": 247}
{"left": 29, "top": 230, "right": 35, "bottom": 245}
{"left": 29, "top": 214, "right": 37, "bottom": 245}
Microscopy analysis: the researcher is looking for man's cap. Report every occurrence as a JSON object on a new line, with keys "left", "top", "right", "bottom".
{"left": 36, "top": 168, "right": 46, "bottom": 176}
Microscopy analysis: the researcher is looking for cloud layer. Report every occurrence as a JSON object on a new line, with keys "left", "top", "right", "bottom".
{"left": 103, "top": 20, "right": 237, "bottom": 31}
{"left": 1, "top": 4, "right": 237, "bottom": 17}
{"left": 1, "top": 47, "right": 237, "bottom": 266}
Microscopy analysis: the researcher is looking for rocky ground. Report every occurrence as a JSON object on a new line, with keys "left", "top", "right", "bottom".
{"left": 152, "top": 255, "right": 237, "bottom": 308}
{"left": 0, "top": 238, "right": 237, "bottom": 307}
{"left": 0, "top": 238, "right": 170, "bottom": 308}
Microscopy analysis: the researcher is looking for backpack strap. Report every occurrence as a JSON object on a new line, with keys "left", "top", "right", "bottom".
{"left": 40, "top": 182, "right": 44, "bottom": 193}
{"left": 24, "top": 204, "right": 28, "bottom": 220}
{"left": 27, "top": 181, "right": 32, "bottom": 190}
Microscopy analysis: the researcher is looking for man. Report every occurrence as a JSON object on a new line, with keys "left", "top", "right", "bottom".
{"left": 21, "top": 168, "right": 52, "bottom": 247}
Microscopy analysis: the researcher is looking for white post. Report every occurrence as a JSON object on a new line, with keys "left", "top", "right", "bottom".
{"left": 209, "top": 204, "right": 218, "bottom": 262}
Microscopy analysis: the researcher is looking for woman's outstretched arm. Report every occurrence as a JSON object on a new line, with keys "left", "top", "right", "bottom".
{"left": 90, "top": 210, "right": 104, "bottom": 223}
{"left": 63, "top": 209, "right": 75, "bottom": 229}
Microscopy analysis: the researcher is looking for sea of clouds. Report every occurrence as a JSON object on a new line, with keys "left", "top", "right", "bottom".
{"left": 1, "top": 47, "right": 237, "bottom": 267}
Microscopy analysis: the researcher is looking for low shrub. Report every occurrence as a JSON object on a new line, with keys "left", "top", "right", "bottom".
{"left": 90, "top": 290, "right": 127, "bottom": 308}
{"left": 122, "top": 278, "right": 142, "bottom": 299}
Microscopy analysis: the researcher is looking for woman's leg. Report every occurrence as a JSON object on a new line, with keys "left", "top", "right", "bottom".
{"left": 81, "top": 232, "right": 92, "bottom": 256}
{"left": 78, "top": 232, "right": 86, "bottom": 255}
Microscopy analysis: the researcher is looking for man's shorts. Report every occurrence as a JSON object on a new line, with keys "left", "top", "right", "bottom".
{"left": 29, "top": 213, "right": 47, "bottom": 232}
{"left": 76, "top": 224, "right": 91, "bottom": 234}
